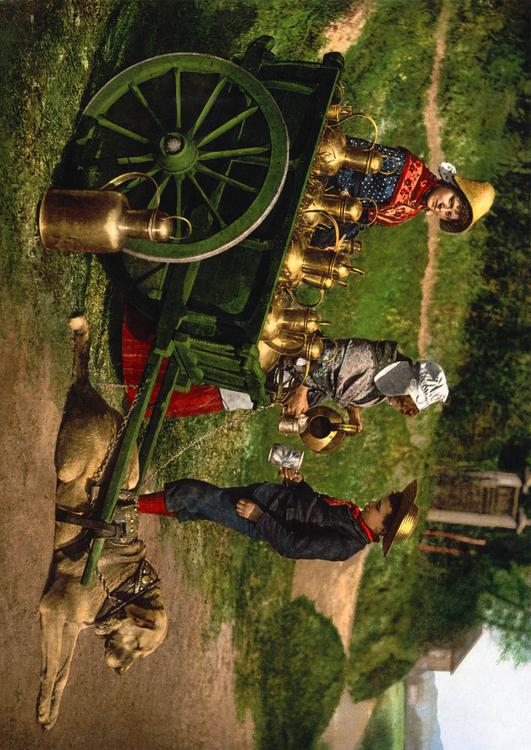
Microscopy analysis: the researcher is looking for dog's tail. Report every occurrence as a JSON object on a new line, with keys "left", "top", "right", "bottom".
{"left": 69, "top": 315, "right": 90, "bottom": 386}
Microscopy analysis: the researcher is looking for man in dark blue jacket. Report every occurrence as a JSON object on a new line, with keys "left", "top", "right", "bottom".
{"left": 137, "top": 472, "right": 418, "bottom": 561}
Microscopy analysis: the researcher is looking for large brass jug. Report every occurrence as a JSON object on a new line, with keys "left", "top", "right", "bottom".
{"left": 262, "top": 305, "right": 324, "bottom": 340}
{"left": 280, "top": 236, "right": 360, "bottom": 290}
{"left": 302, "top": 249, "right": 358, "bottom": 284}
{"left": 299, "top": 405, "right": 359, "bottom": 454}
{"left": 304, "top": 192, "right": 363, "bottom": 228}
{"left": 257, "top": 340, "right": 281, "bottom": 373}
{"left": 264, "top": 330, "right": 324, "bottom": 360}
{"left": 279, "top": 235, "right": 307, "bottom": 287}
{"left": 38, "top": 173, "right": 179, "bottom": 254}
{"left": 314, "top": 127, "right": 384, "bottom": 179}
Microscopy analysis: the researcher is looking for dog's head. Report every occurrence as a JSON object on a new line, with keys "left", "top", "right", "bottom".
{"left": 95, "top": 588, "right": 168, "bottom": 674}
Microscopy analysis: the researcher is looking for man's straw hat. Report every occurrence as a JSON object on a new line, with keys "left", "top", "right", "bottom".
{"left": 382, "top": 480, "right": 419, "bottom": 556}
{"left": 440, "top": 175, "right": 495, "bottom": 234}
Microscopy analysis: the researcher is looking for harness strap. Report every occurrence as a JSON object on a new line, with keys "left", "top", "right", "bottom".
{"left": 55, "top": 506, "right": 125, "bottom": 538}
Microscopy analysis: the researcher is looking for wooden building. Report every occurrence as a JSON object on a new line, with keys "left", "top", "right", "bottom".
{"left": 411, "top": 627, "right": 483, "bottom": 676}
{"left": 427, "top": 469, "right": 526, "bottom": 532}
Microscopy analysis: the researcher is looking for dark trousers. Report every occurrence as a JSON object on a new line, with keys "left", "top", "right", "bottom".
{"left": 164, "top": 479, "right": 264, "bottom": 541}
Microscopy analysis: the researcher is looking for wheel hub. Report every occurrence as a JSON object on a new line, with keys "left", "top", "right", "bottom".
{"left": 157, "top": 132, "right": 197, "bottom": 173}
{"left": 164, "top": 135, "right": 183, "bottom": 153}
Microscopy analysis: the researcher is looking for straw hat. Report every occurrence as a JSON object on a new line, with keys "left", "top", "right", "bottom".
{"left": 382, "top": 480, "right": 419, "bottom": 556}
{"left": 440, "top": 175, "right": 495, "bottom": 234}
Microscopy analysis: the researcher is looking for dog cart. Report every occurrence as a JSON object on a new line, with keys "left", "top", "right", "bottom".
{"left": 46, "top": 37, "right": 367, "bottom": 584}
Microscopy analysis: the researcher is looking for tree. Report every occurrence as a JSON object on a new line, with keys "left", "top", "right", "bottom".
{"left": 479, "top": 563, "right": 531, "bottom": 666}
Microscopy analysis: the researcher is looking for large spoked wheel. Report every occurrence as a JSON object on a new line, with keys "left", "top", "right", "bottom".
{"left": 75, "top": 53, "right": 289, "bottom": 262}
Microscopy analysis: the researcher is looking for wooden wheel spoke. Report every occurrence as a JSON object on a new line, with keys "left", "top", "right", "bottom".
{"left": 196, "top": 105, "right": 259, "bottom": 149}
{"left": 132, "top": 263, "right": 166, "bottom": 285}
{"left": 173, "top": 175, "right": 184, "bottom": 219}
{"left": 174, "top": 68, "right": 182, "bottom": 130}
{"left": 171, "top": 175, "right": 190, "bottom": 240}
{"left": 96, "top": 114, "right": 150, "bottom": 144}
{"left": 129, "top": 83, "right": 165, "bottom": 132}
{"left": 82, "top": 153, "right": 155, "bottom": 167}
{"left": 233, "top": 155, "right": 270, "bottom": 167}
{"left": 196, "top": 163, "right": 258, "bottom": 194}
{"left": 188, "top": 174, "right": 226, "bottom": 228}
{"left": 198, "top": 145, "right": 270, "bottom": 161}
{"left": 116, "top": 153, "right": 155, "bottom": 165}
{"left": 191, "top": 76, "right": 227, "bottom": 137}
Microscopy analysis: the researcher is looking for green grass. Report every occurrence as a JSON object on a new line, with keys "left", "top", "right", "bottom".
{"left": 430, "top": 0, "right": 530, "bottom": 465}
{"left": 358, "top": 681, "right": 405, "bottom": 750}
{"left": 0, "top": 0, "right": 118, "bottom": 394}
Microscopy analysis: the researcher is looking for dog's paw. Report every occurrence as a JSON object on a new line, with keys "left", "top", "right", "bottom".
{"left": 37, "top": 695, "right": 61, "bottom": 731}
{"left": 68, "top": 314, "right": 88, "bottom": 337}
{"left": 37, "top": 701, "right": 54, "bottom": 730}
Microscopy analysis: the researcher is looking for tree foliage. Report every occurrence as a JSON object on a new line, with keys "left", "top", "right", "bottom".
{"left": 256, "top": 597, "right": 345, "bottom": 750}
{"left": 479, "top": 564, "right": 531, "bottom": 666}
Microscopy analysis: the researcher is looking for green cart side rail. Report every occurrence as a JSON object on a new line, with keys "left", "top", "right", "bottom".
{"left": 80, "top": 38, "right": 343, "bottom": 585}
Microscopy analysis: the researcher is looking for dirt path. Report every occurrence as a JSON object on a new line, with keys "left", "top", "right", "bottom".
{"left": 0, "top": 304, "right": 252, "bottom": 750}
{"left": 291, "top": 550, "right": 368, "bottom": 651}
{"left": 320, "top": 0, "right": 375, "bottom": 56}
{"left": 418, "top": 0, "right": 451, "bottom": 357}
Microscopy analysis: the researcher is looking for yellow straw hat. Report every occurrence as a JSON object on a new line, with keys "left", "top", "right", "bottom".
{"left": 382, "top": 480, "right": 419, "bottom": 556}
{"left": 440, "top": 175, "right": 495, "bottom": 234}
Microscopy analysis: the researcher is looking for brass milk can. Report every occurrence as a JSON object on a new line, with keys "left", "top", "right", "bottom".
{"left": 279, "top": 235, "right": 307, "bottom": 287}
{"left": 263, "top": 330, "right": 324, "bottom": 361}
{"left": 39, "top": 173, "right": 181, "bottom": 254}
{"left": 262, "top": 304, "right": 324, "bottom": 340}
{"left": 314, "top": 127, "right": 384, "bottom": 179}
{"left": 303, "top": 192, "right": 363, "bottom": 228}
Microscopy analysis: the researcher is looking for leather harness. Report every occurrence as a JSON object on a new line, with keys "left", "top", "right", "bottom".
{"left": 94, "top": 559, "right": 160, "bottom": 624}
{"left": 55, "top": 494, "right": 159, "bottom": 624}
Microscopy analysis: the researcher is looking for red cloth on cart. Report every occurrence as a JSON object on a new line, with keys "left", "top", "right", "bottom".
{"left": 121, "top": 305, "right": 224, "bottom": 417}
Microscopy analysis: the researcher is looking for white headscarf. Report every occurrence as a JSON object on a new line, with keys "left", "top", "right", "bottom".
{"left": 374, "top": 360, "right": 449, "bottom": 410}
{"left": 407, "top": 361, "right": 449, "bottom": 410}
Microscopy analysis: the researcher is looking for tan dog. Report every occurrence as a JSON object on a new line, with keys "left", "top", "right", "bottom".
{"left": 37, "top": 316, "right": 168, "bottom": 731}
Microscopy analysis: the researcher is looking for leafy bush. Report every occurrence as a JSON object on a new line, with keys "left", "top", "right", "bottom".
{"left": 254, "top": 597, "right": 345, "bottom": 750}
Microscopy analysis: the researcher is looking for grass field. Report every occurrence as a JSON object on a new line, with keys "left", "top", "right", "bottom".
{"left": 358, "top": 681, "right": 405, "bottom": 750}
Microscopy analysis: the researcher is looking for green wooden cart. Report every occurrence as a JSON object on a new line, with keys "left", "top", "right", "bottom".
{"left": 72, "top": 37, "right": 345, "bottom": 584}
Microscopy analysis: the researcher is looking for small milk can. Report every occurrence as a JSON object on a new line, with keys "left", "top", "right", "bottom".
{"left": 268, "top": 444, "right": 305, "bottom": 471}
